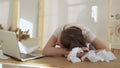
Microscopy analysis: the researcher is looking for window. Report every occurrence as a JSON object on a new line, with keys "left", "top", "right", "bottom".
{"left": 19, "top": 18, "right": 33, "bottom": 37}
{"left": 91, "top": 5, "right": 98, "bottom": 23}
{"left": 19, "top": 0, "right": 39, "bottom": 38}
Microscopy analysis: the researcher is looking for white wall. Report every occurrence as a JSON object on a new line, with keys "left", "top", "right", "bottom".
{"left": 43, "top": 0, "right": 59, "bottom": 45}
{"left": 111, "top": 0, "right": 120, "bottom": 49}
{"left": 68, "top": 0, "right": 109, "bottom": 46}
{"left": 93, "top": 0, "right": 108, "bottom": 45}
{"left": 19, "top": 0, "right": 38, "bottom": 38}
{"left": 0, "top": 0, "right": 39, "bottom": 37}
{"left": 43, "top": 0, "right": 109, "bottom": 47}
{"left": 0, "top": 0, "right": 13, "bottom": 30}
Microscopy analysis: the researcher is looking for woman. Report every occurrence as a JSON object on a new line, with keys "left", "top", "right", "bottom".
{"left": 42, "top": 23, "right": 109, "bottom": 57}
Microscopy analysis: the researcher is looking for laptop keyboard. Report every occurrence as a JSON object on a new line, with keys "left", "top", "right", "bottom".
{"left": 20, "top": 53, "right": 35, "bottom": 59}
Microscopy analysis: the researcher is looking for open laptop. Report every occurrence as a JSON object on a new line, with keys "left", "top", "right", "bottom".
{"left": 0, "top": 30, "right": 44, "bottom": 61}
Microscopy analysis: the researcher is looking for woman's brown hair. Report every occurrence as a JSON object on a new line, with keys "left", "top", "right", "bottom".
{"left": 60, "top": 26, "right": 87, "bottom": 50}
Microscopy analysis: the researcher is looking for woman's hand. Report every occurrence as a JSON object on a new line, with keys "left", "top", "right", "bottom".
{"left": 64, "top": 51, "right": 86, "bottom": 58}
{"left": 77, "top": 52, "right": 87, "bottom": 58}
{"left": 82, "top": 47, "right": 89, "bottom": 52}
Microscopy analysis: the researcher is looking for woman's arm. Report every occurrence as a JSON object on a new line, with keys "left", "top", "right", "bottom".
{"left": 91, "top": 38, "right": 110, "bottom": 53}
{"left": 77, "top": 38, "right": 110, "bottom": 57}
{"left": 42, "top": 35, "right": 69, "bottom": 56}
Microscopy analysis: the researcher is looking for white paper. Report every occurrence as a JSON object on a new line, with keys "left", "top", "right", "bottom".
{"left": 82, "top": 50, "right": 116, "bottom": 62}
{"left": 67, "top": 47, "right": 116, "bottom": 63}
{"left": 67, "top": 47, "right": 83, "bottom": 63}
{"left": 96, "top": 50, "right": 116, "bottom": 62}
{"left": 81, "top": 50, "right": 104, "bottom": 62}
{"left": 18, "top": 42, "right": 39, "bottom": 54}
{"left": 18, "top": 38, "right": 40, "bottom": 54}
{"left": 18, "top": 42, "right": 28, "bottom": 54}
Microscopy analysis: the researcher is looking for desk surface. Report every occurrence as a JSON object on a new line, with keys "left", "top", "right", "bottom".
{"left": 0, "top": 51, "right": 120, "bottom": 68}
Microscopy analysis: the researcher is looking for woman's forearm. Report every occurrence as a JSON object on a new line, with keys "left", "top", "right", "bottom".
{"left": 92, "top": 38, "right": 110, "bottom": 51}
{"left": 42, "top": 47, "right": 69, "bottom": 56}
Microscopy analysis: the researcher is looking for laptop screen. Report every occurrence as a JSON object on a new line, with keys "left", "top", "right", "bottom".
{"left": 0, "top": 30, "right": 21, "bottom": 59}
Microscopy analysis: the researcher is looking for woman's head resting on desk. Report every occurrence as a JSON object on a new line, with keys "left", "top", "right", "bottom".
{"left": 60, "top": 26, "right": 87, "bottom": 51}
